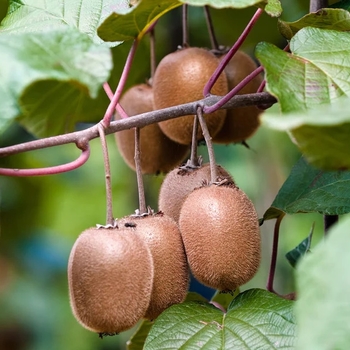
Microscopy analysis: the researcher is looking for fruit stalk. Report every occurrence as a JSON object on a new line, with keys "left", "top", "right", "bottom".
{"left": 182, "top": 4, "right": 189, "bottom": 47}
{"left": 204, "top": 6, "right": 219, "bottom": 51}
{"left": 266, "top": 213, "right": 285, "bottom": 293}
{"left": 134, "top": 127, "right": 147, "bottom": 214}
{"left": 189, "top": 115, "right": 200, "bottom": 167}
{"left": 196, "top": 106, "right": 217, "bottom": 183}
{"left": 149, "top": 26, "right": 156, "bottom": 79}
{"left": 203, "top": 8, "right": 263, "bottom": 96}
{"left": 98, "top": 123, "right": 114, "bottom": 226}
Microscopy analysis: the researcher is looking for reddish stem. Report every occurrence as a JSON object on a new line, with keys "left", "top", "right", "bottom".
{"left": 0, "top": 144, "right": 90, "bottom": 177}
{"left": 182, "top": 4, "right": 189, "bottom": 47}
{"left": 103, "top": 82, "right": 129, "bottom": 119}
{"left": 203, "top": 8, "right": 263, "bottom": 96}
{"left": 266, "top": 214, "right": 285, "bottom": 293}
{"left": 204, "top": 65, "right": 264, "bottom": 114}
{"left": 101, "top": 39, "right": 139, "bottom": 127}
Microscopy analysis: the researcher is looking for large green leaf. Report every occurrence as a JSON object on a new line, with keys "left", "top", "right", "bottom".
{"left": 295, "top": 216, "right": 350, "bottom": 350}
{"left": 144, "top": 289, "right": 296, "bottom": 350}
{"left": 261, "top": 96, "right": 350, "bottom": 170}
{"left": 263, "top": 157, "right": 350, "bottom": 220}
{"left": 97, "top": 0, "right": 181, "bottom": 42}
{"left": 256, "top": 27, "right": 350, "bottom": 113}
{"left": 278, "top": 8, "right": 350, "bottom": 40}
{"left": 0, "top": 29, "right": 111, "bottom": 137}
{"left": 0, "top": 0, "right": 128, "bottom": 45}
{"left": 127, "top": 320, "right": 154, "bottom": 350}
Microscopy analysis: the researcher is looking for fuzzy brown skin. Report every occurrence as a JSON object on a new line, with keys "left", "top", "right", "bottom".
{"left": 179, "top": 184, "right": 261, "bottom": 291}
{"left": 213, "top": 51, "right": 263, "bottom": 144}
{"left": 115, "top": 84, "right": 189, "bottom": 174}
{"left": 153, "top": 47, "right": 228, "bottom": 145}
{"left": 68, "top": 227, "right": 154, "bottom": 334}
{"left": 158, "top": 163, "right": 233, "bottom": 223}
{"left": 118, "top": 214, "right": 189, "bottom": 320}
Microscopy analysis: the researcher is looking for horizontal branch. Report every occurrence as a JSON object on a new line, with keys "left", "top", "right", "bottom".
{"left": 0, "top": 92, "right": 276, "bottom": 157}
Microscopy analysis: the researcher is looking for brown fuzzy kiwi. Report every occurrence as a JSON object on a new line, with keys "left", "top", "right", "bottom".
{"left": 68, "top": 227, "right": 154, "bottom": 334}
{"left": 213, "top": 51, "right": 263, "bottom": 144}
{"left": 115, "top": 83, "right": 189, "bottom": 174}
{"left": 153, "top": 47, "right": 228, "bottom": 145}
{"left": 158, "top": 162, "right": 233, "bottom": 223}
{"left": 179, "top": 184, "right": 261, "bottom": 291}
{"left": 118, "top": 213, "right": 189, "bottom": 320}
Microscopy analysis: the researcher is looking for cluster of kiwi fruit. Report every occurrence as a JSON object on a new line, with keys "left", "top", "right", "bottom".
{"left": 115, "top": 46, "right": 263, "bottom": 175}
{"left": 67, "top": 46, "right": 263, "bottom": 336}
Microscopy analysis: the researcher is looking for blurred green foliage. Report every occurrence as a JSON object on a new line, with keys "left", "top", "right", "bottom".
{"left": 0, "top": 1, "right": 327, "bottom": 349}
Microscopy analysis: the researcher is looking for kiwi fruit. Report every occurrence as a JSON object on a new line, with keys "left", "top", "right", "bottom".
{"left": 68, "top": 227, "right": 154, "bottom": 334}
{"left": 118, "top": 213, "right": 189, "bottom": 320}
{"left": 152, "top": 47, "right": 228, "bottom": 145}
{"left": 115, "top": 83, "right": 189, "bottom": 174}
{"left": 213, "top": 51, "right": 263, "bottom": 144}
{"left": 179, "top": 183, "right": 261, "bottom": 291}
{"left": 158, "top": 162, "right": 233, "bottom": 223}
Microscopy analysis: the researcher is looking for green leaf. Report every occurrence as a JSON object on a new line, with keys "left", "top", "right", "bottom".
{"left": 285, "top": 223, "right": 314, "bottom": 268}
{"left": 278, "top": 9, "right": 350, "bottom": 40}
{"left": 256, "top": 27, "right": 350, "bottom": 113}
{"left": 263, "top": 157, "right": 350, "bottom": 220}
{"left": 97, "top": 0, "right": 181, "bottom": 42}
{"left": 0, "top": 29, "right": 112, "bottom": 137}
{"left": 179, "top": 0, "right": 282, "bottom": 16}
{"left": 0, "top": 0, "right": 127, "bottom": 45}
{"left": 144, "top": 289, "right": 296, "bottom": 350}
{"left": 261, "top": 96, "right": 350, "bottom": 170}
{"left": 295, "top": 216, "right": 350, "bottom": 350}
{"left": 127, "top": 319, "right": 154, "bottom": 350}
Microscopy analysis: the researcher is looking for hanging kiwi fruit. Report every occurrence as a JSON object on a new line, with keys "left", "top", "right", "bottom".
{"left": 179, "top": 182, "right": 261, "bottom": 292}
{"left": 158, "top": 162, "right": 233, "bottom": 223}
{"left": 212, "top": 50, "right": 263, "bottom": 144}
{"left": 152, "top": 47, "right": 228, "bottom": 145}
{"left": 67, "top": 226, "right": 154, "bottom": 334}
{"left": 118, "top": 213, "right": 189, "bottom": 320}
{"left": 115, "top": 83, "right": 189, "bottom": 174}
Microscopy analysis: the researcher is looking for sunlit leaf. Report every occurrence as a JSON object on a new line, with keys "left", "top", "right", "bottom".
{"left": 278, "top": 9, "right": 350, "bottom": 40}
{"left": 0, "top": 29, "right": 111, "bottom": 137}
{"left": 0, "top": 0, "right": 128, "bottom": 45}
{"left": 296, "top": 216, "right": 350, "bottom": 350}
{"left": 144, "top": 289, "right": 296, "bottom": 349}
{"left": 285, "top": 223, "right": 314, "bottom": 268}
{"left": 256, "top": 27, "right": 350, "bottom": 113}
{"left": 97, "top": 0, "right": 181, "bottom": 42}
{"left": 263, "top": 157, "right": 350, "bottom": 220}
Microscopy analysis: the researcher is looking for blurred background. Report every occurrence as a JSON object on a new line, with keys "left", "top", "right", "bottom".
{"left": 0, "top": 1, "right": 328, "bottom": 349}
